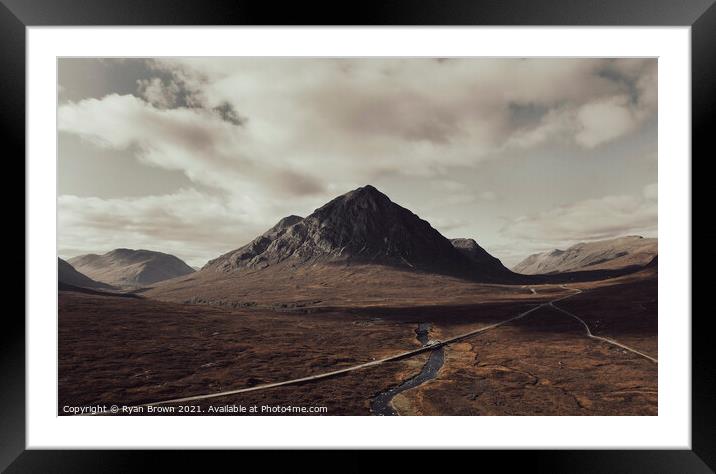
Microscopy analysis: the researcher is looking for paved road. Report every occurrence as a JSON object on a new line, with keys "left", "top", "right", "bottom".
{"left": 549, "top": 285, "right": 657, "bottom": 363}
{"left": 123, "top": 338, "right": 443, "bottom": 409}
{"left": 433, "top": 287, "right": 582, "bottom": 347}
{"left": 549, "top": 301, "right": 658, "bottom": 363}
{"left": 93, "top": 283, "right": 654, "bottom": 412}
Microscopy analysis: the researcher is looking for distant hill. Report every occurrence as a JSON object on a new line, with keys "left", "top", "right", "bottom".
{"left": 58, "top": 258, "right": 113, "bottom": 289}
{"left": 513, "top": 236, "right": 657, "bottom": 275}
{"left": 68, "top": 249, "right": 195, "bottom": 287}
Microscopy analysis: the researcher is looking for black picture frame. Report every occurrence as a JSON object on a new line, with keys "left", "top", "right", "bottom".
{"left": 3, "top": 0, "right": 711, "bottom": 471}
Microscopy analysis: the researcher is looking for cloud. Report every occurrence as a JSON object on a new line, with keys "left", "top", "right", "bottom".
{"left": 575, "top": 96, "right": 640, "bottom": 148}
{"left": 427, "top": 216, "right": 470, "bottom": 233}
{"left": 137, "top": 77, "right": 181, "bottom": 109}
{"left": 137, "top": 60, "right": 208, "bottom": 109}
{"left": 505, "top": 107, "right": 574, "bottom": 149}
{"left": 643, "top": 182, "right": 658, "bottom": 200}
{"left": 479, "top": 191, "right": 497, "bottom": 201}
{"left": 57, "top": 58, "right": 657, "bottom": 263}
{"left": 58, "top": 94, "right": 324, "bottom": 198}
{"left": 58, "top": 189, "right": 271, "bottom": 267}
{"left": 501, "top": 183, "right": 657, "bottom": 248}
{"left": 422, "top": 180, "right": 498, "bottom": 207}
{"left": 59, "top": 58, "right": 657, "bottom": 192}
{"left": 212, "top": 101, "right": 246, "bottom": 126}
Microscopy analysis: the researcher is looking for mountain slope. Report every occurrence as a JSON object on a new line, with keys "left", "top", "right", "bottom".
{"left": 58, "top": 258, "right": 113, "bottom": 289}
{"left": 513, "top": 236, "right": 657, "bottom": 275}
{"left": 69, "top": 249, "right": 195, "bottom": 287}
{"left": 450, "top": 238, "right": 505, "bottom": 268}
{"left": 204, "top": 185, "right": 513, "bottom": 280}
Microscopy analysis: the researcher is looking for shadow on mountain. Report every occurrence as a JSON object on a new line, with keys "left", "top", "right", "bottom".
{"left": 58, "top": 282, "right": 143, "bottom": 299}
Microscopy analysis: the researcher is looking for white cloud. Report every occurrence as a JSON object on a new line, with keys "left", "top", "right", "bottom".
{"left": 59, "top": 189, "right": 273, "bottom": 267}
{"left": 576, "top": 96, "right": 639, "bottom": 148}
{"left": 60, "top": 59, "right": 658, "bottom": 187}
{"left": 58, "top": 94, "right": 325, "bottom": 198}
{"left": 501, "top": 183, "right": 657, "bottom": 249}
{"left": 57, "top": 58, "right": 657, "bottom": 263}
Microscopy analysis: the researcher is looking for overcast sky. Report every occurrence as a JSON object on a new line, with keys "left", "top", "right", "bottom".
{"left": 57, "top": 58, "right": 657, "bottom": 268}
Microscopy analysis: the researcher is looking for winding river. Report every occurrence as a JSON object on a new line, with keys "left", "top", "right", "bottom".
{"left": 371, "top": 323, "right": 445, "bottom": 416}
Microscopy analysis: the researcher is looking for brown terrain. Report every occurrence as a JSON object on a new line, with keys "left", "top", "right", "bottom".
{"left": 394, "top": 274, "right": 657, "bottom": 416}
{"left": 58, "top": 185, "right": 657, "bottom": 416}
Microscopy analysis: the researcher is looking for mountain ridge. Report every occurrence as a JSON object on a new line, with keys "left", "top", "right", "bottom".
{"left": 58, "top": 258, "right": 113, "bottom": 289}
{"left": 513, "top": 236, "right": 657, "bottom": 275}
{"left": 69, "top": 248, "right": 195, "bottom": 287}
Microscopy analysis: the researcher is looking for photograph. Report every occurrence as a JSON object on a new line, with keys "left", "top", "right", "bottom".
{"left": 57, "top": 57, "right": 658, "bottom": 417}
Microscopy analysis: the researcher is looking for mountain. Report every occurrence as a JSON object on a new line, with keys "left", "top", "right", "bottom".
{"left": 68, "top": 249, "right": 195, "bottom": 287}
{"left": 146, "top": 185, "right": 521, "bottom": 308}
{"left": 58, "top": 258, "right": 113, "bottom": 289}
{"left": 450, "top": 238, "right": 505, "bottom": 268}
{"left": 513, "top": 236, "right": 657, "bottom": 275}
{"left": 204, "top": 185, "right": 512, "bottom": 280}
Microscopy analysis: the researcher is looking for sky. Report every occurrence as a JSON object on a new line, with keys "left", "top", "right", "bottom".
{"left": 57, "top": 58, "right": 657, "bottom": 268}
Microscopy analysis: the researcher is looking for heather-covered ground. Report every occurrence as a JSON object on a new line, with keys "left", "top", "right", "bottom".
{"left": 59, "top": 268, "right": 656, "bottom": 416}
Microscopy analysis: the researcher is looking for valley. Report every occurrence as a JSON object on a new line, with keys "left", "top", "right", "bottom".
{"left": 59, "top": 269, "right": 656, "bottom": 416}
{"left": 58, "top": 185, "right": 658, "bottom": 416}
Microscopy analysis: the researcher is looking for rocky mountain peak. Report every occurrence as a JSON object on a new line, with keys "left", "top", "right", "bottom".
{"left": 262, "top": 215, "right": 304, "bottom": 239}
{"left": 203, "top": 185, "right": 514, "bottom": 281}
{"left": 450, "top": 238, "right": 504, "bottom": 267}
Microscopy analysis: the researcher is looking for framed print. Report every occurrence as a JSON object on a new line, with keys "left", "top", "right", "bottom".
{"left": 4, "top": 0, "right": 712, "bottom": 471}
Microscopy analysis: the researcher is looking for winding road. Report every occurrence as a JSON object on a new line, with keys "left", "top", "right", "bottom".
{"left": 89, "top": 283, "right": 656, "bottom": 413}
{"left": 549, "top": 301, "right": 658, "bottom": 363}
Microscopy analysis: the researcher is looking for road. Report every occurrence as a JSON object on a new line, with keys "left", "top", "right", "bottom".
{"left": 120, "top": 336, "right": 443, "bottom": 410}
{"left": 91, "top": 283, "right": 655, "bottom": 413}
{"left": 549, "top": 301, "right": 658, "bottom": 363}
{"left": 548, "top": 285, "right": 657, "bottom": 363}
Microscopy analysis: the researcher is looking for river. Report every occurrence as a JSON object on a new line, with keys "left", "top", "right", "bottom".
{"left": 371, "top": 323, "right": 445, "bottom": 416}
